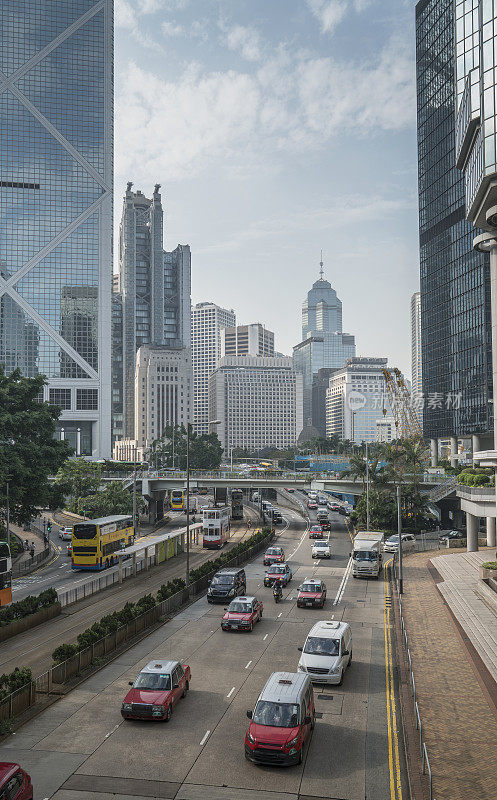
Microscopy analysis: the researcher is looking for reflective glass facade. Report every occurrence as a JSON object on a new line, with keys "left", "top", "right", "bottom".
{"left": 416, "top": 0, "right": 492, "bottom": 439}
{"left": 0, "top": 0, "right": 113, "bottom": 456}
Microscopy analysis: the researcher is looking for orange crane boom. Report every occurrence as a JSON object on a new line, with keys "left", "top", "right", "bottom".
{"left": 382, "top": 368, "right": 423, "bottom": 442}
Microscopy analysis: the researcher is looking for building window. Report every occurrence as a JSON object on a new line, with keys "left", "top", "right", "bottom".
{"left": 49, "top": 389, "right": 71, "bottom": 410}
{"left": 76, "top": 389, "right": 98, "bottom": 411}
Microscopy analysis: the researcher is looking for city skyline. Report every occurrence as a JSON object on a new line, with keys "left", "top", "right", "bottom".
{"left": 114, "top": 0, "right": 418, "bottom": 379}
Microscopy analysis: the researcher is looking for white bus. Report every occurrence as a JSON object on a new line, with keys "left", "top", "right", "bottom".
{"left": 202, "top": 506, "right": 230, "bottom": 549}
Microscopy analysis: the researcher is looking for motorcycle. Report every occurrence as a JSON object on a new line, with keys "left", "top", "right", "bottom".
{"left": 273, "top": 582, "right": 283, "bottom": 603}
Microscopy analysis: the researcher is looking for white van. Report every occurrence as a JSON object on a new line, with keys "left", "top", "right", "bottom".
{"left": 297, "top": 620, "right": 352, "bottom": 685}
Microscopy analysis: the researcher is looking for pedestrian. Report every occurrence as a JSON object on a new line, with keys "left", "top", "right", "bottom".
{"left": 24, "top": 539, "right": 29, "bottom": 551}
{"left": 30, "top": 544, "right": 35, "bottom": 559}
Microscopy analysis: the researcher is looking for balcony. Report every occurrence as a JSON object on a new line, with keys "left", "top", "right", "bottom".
{"left": 456, "top": 69, "right": 480, "bottom": 170}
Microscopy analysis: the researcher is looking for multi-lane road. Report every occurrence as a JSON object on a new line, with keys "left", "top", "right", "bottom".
{"left": 1, "top": 497, "right": 407, "bottom": 800}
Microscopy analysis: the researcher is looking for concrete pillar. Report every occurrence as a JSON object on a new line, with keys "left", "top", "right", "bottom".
{"left": 472, "top": 434, "right": 481, "bottom": 463}
{"left": 487, "top": 517, "right": 496, "bottom": 548}
{"left": 466, "top": 512, "right": 479, "bottom": 552}
{"left": 154, "top": 542, "right": 159, "bottom": 566}
{"left": 145, "top": 546, "right": 149, "bottom": 570}
{"left": 430, "top": 439, "right": 438, "bottom": 468}
{"left": 450, "top": 436, "right": 458, "bottom": 468}
{"left": 132, "top": 552, "right": 137, "bottom": 576}
{"left": 490, "top": 244, "right": 497, "bottom": 531}
{"left": 118, "top": 556, "right": 123, "bottom": 584}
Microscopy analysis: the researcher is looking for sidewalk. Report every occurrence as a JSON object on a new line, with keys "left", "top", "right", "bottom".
{"left": 400, "top": 550, "right": 497, "bottom": 800}
{"left": 10, "top": 522, "right": 50, "bottom": 572}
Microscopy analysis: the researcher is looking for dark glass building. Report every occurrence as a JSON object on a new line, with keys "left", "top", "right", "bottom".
{"left": 416, "top": 0, "right": 492, "bottom": 444}
{"left": 0, "top": 0, "right": 113, "bottom": 456}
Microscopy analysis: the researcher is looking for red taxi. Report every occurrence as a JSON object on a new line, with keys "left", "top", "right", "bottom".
{"left": 245, "top": 672, "right": 315, "bottom": 766}
{"left": 263, "top": 546, "right": 285, "bottom": 566}
{"left": 0, "top": 764, "right": 33, "bottom": 800}
{"left": 121, "top": 659, "right": 190, "bottom": 722}
{"left": 263, "top": 563, "right": 292, "bottom": 587}
{"left": 297, "top": 578, "right": 327, "bottom": 608}
{"left": 309, "top": 525, "right": 324, "bottom": 539}
{"left": 307, "top": 500, "right": 318, "bottom": 509}
{"left": 222, "top": 596, "right": 263, "bottom": 632}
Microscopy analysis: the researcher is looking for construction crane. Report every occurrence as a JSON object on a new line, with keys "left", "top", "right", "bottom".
{"left": 382, "top": 368, "right": 423, "bottom": 443}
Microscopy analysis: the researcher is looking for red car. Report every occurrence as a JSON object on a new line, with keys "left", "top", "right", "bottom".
{"left": 0, "top": 764, "right": 32, "bottom": 800}
{"left": 309, "top": 525, "right": 324, "bottom": 539}
{"left": 263, "top": 546, "right": 285, "bottom": 566}
{"left": 121, "top": 659, "right": 190, "bottom": 722}
{"left": 285, "top": 487, "right": 294, "bottom": 493}
{"left": 222, "top": 596, "right": 263, "bottom": 631}
{"left": 297, "top": 579, "right": 327, "bottom": 608}
{"left": 307, "top": 501, "right": 318, "bottom": 509}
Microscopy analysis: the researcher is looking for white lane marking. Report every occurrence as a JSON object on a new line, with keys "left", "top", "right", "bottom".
{"left": 333, "top": 557, "right": 352, "bottom": 606}
{"left": 104, "top": 723, "right": 120, "bottom": 739}
{"left": 200, "top": 730, "right": 210, "bottom": 746}
{"left": 227, "top": 687, "right": 235, "bottom": 698}
{"left": 245, "top": 660, "right": 252, "bottom": 669}
{"left": 263, "top": 634, "right": 268, "bottom": 641}
{"left": 277, "top": 612, "right": 282, "bottom": 618}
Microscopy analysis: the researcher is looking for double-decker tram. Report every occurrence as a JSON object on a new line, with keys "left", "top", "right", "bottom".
{"left": 170, "top": 489, "right": 185, "bottom": 510}
{"left": 71, "top": 515, "right": 134, "bottom": 570}
{"left": 0, "top": 542, "right": 12, "bottom": 607}
{"left": 231, "top": 489, "right": 244, "bottom": 520}
{"left": 202, "top": 506, "right": 230, "bottom": 549}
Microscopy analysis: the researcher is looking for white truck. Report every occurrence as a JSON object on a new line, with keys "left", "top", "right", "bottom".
{"left": 351, "top": 532, "right": 384, "bottom": 579}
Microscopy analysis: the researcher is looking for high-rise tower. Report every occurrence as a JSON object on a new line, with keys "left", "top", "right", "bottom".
{"left": 293, "top": 258, "right": 356, "bottom": 436}
{"left": 0, "top": 0, "right": 113, "bottom": 457}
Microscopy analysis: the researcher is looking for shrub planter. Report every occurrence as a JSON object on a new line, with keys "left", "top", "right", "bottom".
{"left": 0, "top": 603, "right": 61, "bottom": 643}
{"left": 479, "top": 564, "right": 497, "bottom": 581}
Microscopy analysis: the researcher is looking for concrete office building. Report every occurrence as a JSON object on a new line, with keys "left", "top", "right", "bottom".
{"left": 0, "top": 0, "right": 114, "bottom": 457}
{"left": 293, "top": 261, "right": 356, "bottom": 437}
{"left": 326, "top": 358, "right": 393, "bottom": 445}
{"left": 192, "top": 302, "right": 236, "bottom": 435}
{"left": 220, "top": 323, "right": 274, "bottom": 358}
{"left": 416, "top": 0, "right": 492, "bottom": 470}
{"left": 134, "top": 345, "right": 191, "bottom": 451}
{"left": 376, "top": 417, "right": 397, "bottom": 444}
{"left": 117, "top": 183, "right": 191, "bottom": 439}
{"left": 455, "top": 0, "right": 497, "bottom": 550}
{"left": 209, "top": 356, "right": 303, "bottom": 453}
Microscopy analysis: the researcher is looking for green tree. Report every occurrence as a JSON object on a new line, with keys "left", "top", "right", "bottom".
{"left": 0, "top": 367, "right": 72, "bottom": 524}
{"left": 154, "top": 425, "right": 223, "bottom": 470}
{"left": 76, "top": 481, "right": 145, "bottom": 518}
{"left": 54, "top": 458, "right": 101, "bottom": 512}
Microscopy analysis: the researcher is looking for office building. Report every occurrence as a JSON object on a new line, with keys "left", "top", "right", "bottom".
{"left": 0, "top": 0, "right": 113, "bottom": 457}
{"left": 134, "top": 345, "right": 191, "bottom": 452}
{"left": 220, "top": 323, "right": 274, "bottom": 358}
{"left": 376, "top": 417, "right": 397, "bottom": 444}
{"left": 326, "top": 358, "right": 393, "bottom": 445}
{"left": 118, "top": 183, "right": 191, "bottom": 438}
{"left": 111, "top": 292, "right": 123, "bottom": 444}
{"left": 293, "top": 261, "right": 356, "bottom": 436}
{"left": 191, "top": 302, "right": 236, "bottom": 434}
{"left": 209, "top": 356, "right": 303, "bottom": 453}
{"left": 416, "top": 0, "right": 492, "bottom": 467}
{"left": 410, "top": 291, "right": 423, "bottom": 428}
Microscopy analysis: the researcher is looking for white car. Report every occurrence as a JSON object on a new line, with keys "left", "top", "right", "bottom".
{"left": 384, "top": 534, "right": 416, "bottom": 553}
{"left": 58, "top": 526, "right": 72, "bottom": 541}
{"left": 298, "top": 620, "right": 352, "bottom": 685}
{"left": 312, "top": 541, "right": 331, "bottom": 559}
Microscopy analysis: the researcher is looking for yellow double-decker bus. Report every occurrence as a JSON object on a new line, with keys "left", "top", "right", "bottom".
{"left": 71, "top": 515, "right": 134, "bottom": 571}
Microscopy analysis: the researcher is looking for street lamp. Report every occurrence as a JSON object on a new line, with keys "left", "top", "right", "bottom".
{"left": 397, "top": 484, "right": 403, "bottom": 594}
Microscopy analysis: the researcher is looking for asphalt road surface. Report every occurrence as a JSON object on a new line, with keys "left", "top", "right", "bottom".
{"left": 1, "top": 499, "right": 408, "bottom": 800}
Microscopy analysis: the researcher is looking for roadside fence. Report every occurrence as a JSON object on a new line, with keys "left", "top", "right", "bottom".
{"left": 0, "top": 531, "right": 274, "bottom": 729}
{"left": 12, "top": 546, "right": 51, "bottom": 578}
{"left": 392, "top": 557, "right": 436, "bottom": 800}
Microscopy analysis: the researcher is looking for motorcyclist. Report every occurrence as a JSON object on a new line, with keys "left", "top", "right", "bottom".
{"left": 247, "top": 519, "right": 252, "bottom": 529}
{"left": 273, "top": 580, "right": 283, "bottom": 602}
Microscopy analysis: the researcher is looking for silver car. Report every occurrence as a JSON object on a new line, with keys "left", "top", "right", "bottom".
{"left": 312, "top": 541, "right": 331, "bottom": 559}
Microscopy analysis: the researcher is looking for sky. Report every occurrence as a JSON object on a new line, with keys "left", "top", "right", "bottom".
{"left": 114, "top": 0, "right": 418, "bottom": 378}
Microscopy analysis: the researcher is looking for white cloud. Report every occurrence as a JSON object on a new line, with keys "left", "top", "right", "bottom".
{"left": 116, "top": 35, "right": 414, "bottom": 185}
{"left": 162, "top": 21, "right": 184, "bottom": 36}
{"left": 224, "top": 24, "right": 262, "bottom": 62}
{"left": 306, "top": 0, "right": 372, "bottom": 34}
{"left": 115, "top": 0, "right": 136, "bottom": 29}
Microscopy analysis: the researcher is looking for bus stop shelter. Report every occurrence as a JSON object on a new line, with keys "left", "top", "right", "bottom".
{"left": 116, "top": 523, "right": 203, "bottom": 583}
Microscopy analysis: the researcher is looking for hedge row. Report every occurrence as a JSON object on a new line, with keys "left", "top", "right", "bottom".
{"left": 458, "top": 467, "right": 495, "bottom": 487}
{"left": 0, "top": 588, "right": 58, "bottom": 627}
{"left": 0, "top": 667, "right": 33, "bottom": 701}
{"left": 52, "top": 527, "right": 273, "bottom": 665}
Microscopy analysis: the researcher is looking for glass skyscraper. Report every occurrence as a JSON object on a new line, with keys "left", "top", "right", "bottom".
{"left": 0, "top": 0, "right": 113, "bottom": 457}
{"left": 293, "top": 266, "right": 356, "bottom": 436}
{"left": 416, "top": 0, "right": 492, "bottom": 444}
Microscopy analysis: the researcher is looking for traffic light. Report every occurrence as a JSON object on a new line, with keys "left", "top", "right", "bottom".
{"left": 47, "top": 521, "right": 51, "bottom": 533}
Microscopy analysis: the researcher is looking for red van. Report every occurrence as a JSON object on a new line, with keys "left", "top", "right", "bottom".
{"left": 0, "top": 764, "right": 33, "bottom": 800}
{"left": 245, "top": 672, "right": 315, "bottom": 765}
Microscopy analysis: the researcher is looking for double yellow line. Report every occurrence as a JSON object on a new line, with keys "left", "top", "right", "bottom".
{"left": 383, "top": 557, "right": 403, "bottom": 800}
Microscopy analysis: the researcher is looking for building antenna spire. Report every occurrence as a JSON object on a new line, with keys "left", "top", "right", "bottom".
{"left": 319, "top": 250, "right": 324, "bottom": 280}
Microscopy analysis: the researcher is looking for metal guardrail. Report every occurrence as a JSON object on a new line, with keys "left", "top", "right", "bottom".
{"left": 395, "top": 572, "right": 437, "bottom": 800}
{"left": 12, "top": 546, "right": 51, "bottom": 577}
